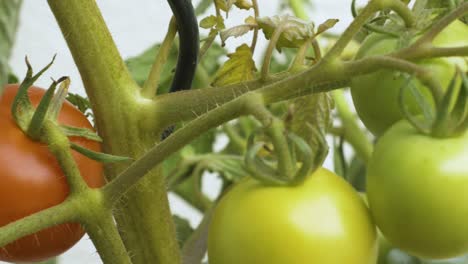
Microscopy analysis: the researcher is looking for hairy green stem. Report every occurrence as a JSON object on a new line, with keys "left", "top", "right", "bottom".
{"left": 289, "top": 0, "right": 308, "bottom": 20}
{"left": 413, "top": 1, "right": 468, "bottom": 45}
{"left": 323, "top": 0, "right": 380, "bottom": 61}
{"left": 261, "top": 23, "right": 286, "bottom": 80}
{"left": 149, "top": 40, "right": 465, "bottom": 127}
{"left": 42, "top": 120, "right": 89, "bottom": 193}
{"left": 79, "top": 191, "right": 131, "bottom": 264}
{"left": 331, "top": 90, "right": 373, "bottom": 163}
{"left": 382, "top": 0, "right": 414, "bottom": 27}
{"left": 250, "top": 0, "right": 260, "bottom": 54}
{"left": 246, "top": 99, "right": 296, "bottom": 179}
{"left": 0, "top": 200, "right": 77, "bottom": 248}
{"left": 47, "top": 0, "right": 181, "bottom": 263}
{"left": 142, "top": 17, "right": 178, "bottom": 97}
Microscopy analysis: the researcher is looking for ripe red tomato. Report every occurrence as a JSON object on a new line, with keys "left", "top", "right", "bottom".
{"left": 0, "top": 84, "right": 104, "bottom": 262}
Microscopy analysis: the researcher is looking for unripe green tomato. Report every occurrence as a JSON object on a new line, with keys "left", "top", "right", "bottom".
{"left": 350, "top": 20, "right": 468, "bottom": 136}
{"left": 367, "top": 120, "right": 468, "bottom": 259}
{"left": 208, "top": 167, "right": 378, "bottom": 264}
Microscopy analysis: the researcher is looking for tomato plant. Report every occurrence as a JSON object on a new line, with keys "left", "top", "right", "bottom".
{"left": 350, "top": 20, "right": 468, "bottom": 136}
{"left": 208, "top": 168, "right": 378, "bottom": 264}
{"left": 0, "top": 84, "right": 104, "bottom": 262}
{"left": 367, "top": 120, "right": 468, "bottom": 259}
{"left": 0, "top": 0, "right": 467, "bottom": 263}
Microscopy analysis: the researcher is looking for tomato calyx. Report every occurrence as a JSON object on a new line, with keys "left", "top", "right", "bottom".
{"left": 244, "top": 128, "right": 326, "bottom": 186}
{"left": 399, "top": 68, "right": 468, "bottom": 138}
{"left": 10, "top": 58, "right": 130, "bottom": 164}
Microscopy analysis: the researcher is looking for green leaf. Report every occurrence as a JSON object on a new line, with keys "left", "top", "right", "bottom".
{"left": 181, "top": 208, "right": 214, "bottom": 264}
{"left": 66, "top": 92, "right": 94, "bottom": 120}
{"left": 220, "top": 23, "right": 257, "bottom": 45}
{"left": 333, "top": 136, "right": 346, "bottom": 178}
{"left": 345, "top": 155, "right": 367, "bottom": 192}
{"left": 257, "top": 15, "right": 314, "bottom": 49}
{"left": 0, "top": 0, "right": 22, "bottom": 92}
{"left": 200, "top": 15, "right": 218, "bottom": 29}
{"left": 288, "top": 92, "right": 334, "bottom": 169}
{"left": 212, "top": 44, "right": 257, "bottom": 87}
{"left": 316, "top": 19, "right": 339, "bottom": 36}
{"left": 289, "top": 92, "right": 334, "bottom": 140}
{"left": 173, "top": 215, "right": 194, "bottom": 249}
{"left": 234, "top": 0, "right": 253, "bottom": 10}
{"left": 215, "top": 0, "right": 236, "bottom": 13}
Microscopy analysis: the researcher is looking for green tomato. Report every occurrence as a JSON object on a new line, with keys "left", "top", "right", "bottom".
{"left": 350, "top": 20, "right": 468, "bottom": 136}
{"left": 367, "top": 120, "right": 468, "bottom": 259}
{"left": 208, "top": 167, "right": 378, "bottom": 264}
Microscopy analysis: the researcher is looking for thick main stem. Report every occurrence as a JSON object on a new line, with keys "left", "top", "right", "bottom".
{"left": 47, "top": 1, "right": 181, "bottom": 263}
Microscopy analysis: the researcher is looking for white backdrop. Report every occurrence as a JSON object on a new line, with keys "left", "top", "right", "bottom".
{"left": 7, "top": 1, "right": 351, "bottom": 263}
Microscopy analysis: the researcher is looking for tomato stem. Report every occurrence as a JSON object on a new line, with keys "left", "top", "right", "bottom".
{"left": 80, "top": 192, "right": 132, "bottom": 264}
{"left": 413, "top": 2, "right": 468, "bottom": 46}
{"left": 42, "top": 120, "right": 89, "bottom": 193}
{"left": 261, "top": 22, "right": 287, "bottom": 81}
{"left": 141, "top": 17, "right": 178, "bottom": 98}
{"left": 322, "top": 0, "right": 381, "bottom": 61}
{"left": 381, "top": 0, "right": 414, "bottom": 28}
{"left": 332, "top": 90, "right": 373, "bottom": 163}
{"left": 0, "top": 200, "right": 77, "bottom": 248}
{"left": 250, "top": 0, "right": 260, "bottom": 54}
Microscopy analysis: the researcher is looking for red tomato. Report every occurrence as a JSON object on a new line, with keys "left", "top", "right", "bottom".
{"left": 0, "top": 84, "right": 104, "bottom": 262}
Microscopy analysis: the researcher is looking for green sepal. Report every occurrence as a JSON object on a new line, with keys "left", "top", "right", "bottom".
{"left": 27, "top": 77, "right": 68, "bottom": 139}
{"left": 398, "top": 75, "right": 433, "bottom": 134}
{"left": 70, "top": 143, "right": 131, "bottom": 163}
{"left": 432, "top": 69, "right": 461, "bottom": 135}
{"left": 61, "top": 125, "right": 102, "bottom": 142}
{"left": 48, "top": 78, "right": 70, "bottom": 120}
{"left": 245, "top": 141, "right": 285, "bottom": 186}
{"left": 333, "top": 136, "right": 346, "bottom": 178}
{"left": 453, "top": 69, "right": 468, "bottom": 134}
{"left": 11, "top": 56, "right": 56, "bottom": 129}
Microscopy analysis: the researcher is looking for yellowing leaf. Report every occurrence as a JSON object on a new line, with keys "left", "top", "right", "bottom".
{"left": 234, "top": 0, "right": 253, "bottom": 10}
{"left": 316, "top": 19, "right": 339, "bottom": 35}
{"left": 220, "top": 24, "right": 257, "bottom": 45}
{"left": 288, "top": 92, "right": 334, "bottom": 167}
{"left": 257, "top": 15, "right": 314, "bottom": 49}
{"left": 212, "top": 44, "right": 257, "bottom": 87}
{"left": 200, "top": 15, "right": 218, "bottom": 29}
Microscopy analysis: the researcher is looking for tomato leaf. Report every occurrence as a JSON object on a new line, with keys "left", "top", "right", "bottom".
{"left": 220, "top": 22, "right": 257, "bottom": 45}
{"left": 0, "top": 0, "right": 22, "bottom": 93}
{"left": 181, "top": 208, "right": 214, "bottom": 264}
{"left": 257, "top": 15, "right": 314, "bottom": 49}
{"left": 173, "top": 215, "right": 194, "bottom": 249}
{"left": 212, "top": 44, "right": 257, "bottom": 87}
{"left": 333, "top": 136, "right": 346, "bottom": 178}
{"left": 234, "top": 0, "right": 253, "bottom": 10}
{"left": 66, "top": 93, "right": 94, "bottom": 120}
{"left": 287, "top": 92, "right": 333, "bottom": 170}
{"left": 200, "top": 15, "right": 218, "bottom": 29}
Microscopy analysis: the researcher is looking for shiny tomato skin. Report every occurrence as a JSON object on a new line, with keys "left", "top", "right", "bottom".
{"left": 350, "top": 20, "right": 468, "bottom": 136}
{"left": 367, "top": 120, "right": 468, "bottom": 259}
{"left": 208, "top": 167, "right": 378, "bottom": 264}
{"left": 0, "top": 84, "right": 104, "bottom": 262}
